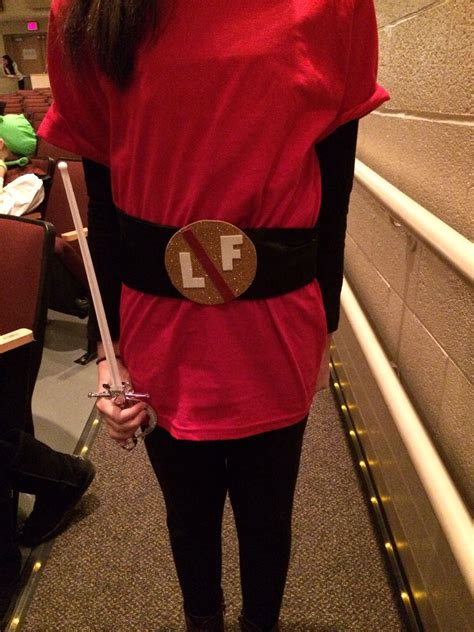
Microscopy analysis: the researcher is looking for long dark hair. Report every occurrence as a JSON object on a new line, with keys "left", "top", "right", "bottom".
{"left": 2, "top": 55, "right": 15, "bottom": 75}
{"left": 61, "top": 0, "right": 163, "bottom": 87}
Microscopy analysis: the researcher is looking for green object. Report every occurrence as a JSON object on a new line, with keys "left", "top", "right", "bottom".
{"left": 0, "top": 114, "right": 37, "bottom": 157}
{"left": 5, "top": 157, "right": 30, "bottom": 167}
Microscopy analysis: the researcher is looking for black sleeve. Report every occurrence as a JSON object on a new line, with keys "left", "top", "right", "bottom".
{"left": 315, "top": 119, "right": 359, "bottom": 333}
{"left": 82, "top": 158, "right": 121, "bottom": 343}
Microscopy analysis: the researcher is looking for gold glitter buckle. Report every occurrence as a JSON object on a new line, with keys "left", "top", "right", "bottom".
{"left": 164, "top": 220, "right": 257, "bottom": 304}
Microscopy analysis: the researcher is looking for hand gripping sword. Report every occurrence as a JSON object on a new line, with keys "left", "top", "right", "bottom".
{"left": 58, "top": 162, "right": 157, "bottom": 451}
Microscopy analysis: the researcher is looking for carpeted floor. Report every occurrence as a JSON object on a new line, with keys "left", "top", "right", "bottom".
{"left": 32, "top": 310, "right": 97, "bottom": 454}
{"left": 20, "top": 390, "right": 406, "bottom": 632}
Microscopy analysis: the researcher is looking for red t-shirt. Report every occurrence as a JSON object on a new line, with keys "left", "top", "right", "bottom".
{"left": 41, "top": 0, "right": 388, "bottom": 440}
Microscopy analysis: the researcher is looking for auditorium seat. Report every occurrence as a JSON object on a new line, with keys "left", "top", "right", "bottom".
{"left": 36, "top": 137, "right": 80, "bottom": 161}
{"left": 30, "top": 113, "right": 47, "bottom": 132}
{"left": 16, "top": 90, "right": 37, "bottom": 97}
{"left": 3, "top": 104, "right": 23, "bottom": 114}
{"left": 0, "top": 96, "right": 23, "bottom": 104}
{"left": 22, "top": 98, "right": 49, "bottom": 106}
{"left": 24, "top": 108, "right": 50, "bottom": 124}
{"left": 0, "top": 215, "right": 55, "bottom": 435}
{"left": 0, "top": 215, "right": 55, "bottom": 600}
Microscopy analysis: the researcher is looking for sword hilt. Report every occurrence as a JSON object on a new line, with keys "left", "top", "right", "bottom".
{"left": 88, "top": 382, "right": 157, "bottom": 450}
{"left": 89, "top": 383, "right": 151, "bottom": 403}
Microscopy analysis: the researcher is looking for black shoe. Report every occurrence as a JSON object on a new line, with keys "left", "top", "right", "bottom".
{"left": 185, "top": 608, "right": 225, "bottom": 632}
{"left": 74, "top": 297, "right": 89, "bottom": 319}
{"left": 239, "top": 614, "right": 280, "bottom": 632}
{"left": 0, "top": 547, "right": 22, "bottom": 623}
{"left": 18, "top": 457, "right": 95, "bottom": 548}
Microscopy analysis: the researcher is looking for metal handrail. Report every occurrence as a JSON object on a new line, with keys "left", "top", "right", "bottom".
{"left": 340, "top": 278, "right": 474, "bottom": 595}
{"left": 354, "top": 160, "right": 474, "bottom": 284}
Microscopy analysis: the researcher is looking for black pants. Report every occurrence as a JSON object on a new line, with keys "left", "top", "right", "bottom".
{"left": 145, "top": 418, "right": 307, "bottom": 630}
{"left": 0, "top": 340, "right": 42, "bottom": 558}
{"left": 0, "top": 430, "right": 88, "bottom": 558}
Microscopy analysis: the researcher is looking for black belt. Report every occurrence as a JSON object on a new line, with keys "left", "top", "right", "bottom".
{"left": 117, "top": 209, "right": 318, "bottom": 300}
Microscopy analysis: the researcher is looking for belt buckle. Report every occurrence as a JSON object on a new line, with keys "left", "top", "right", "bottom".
{"left": 165, "top": 220, "right": 257, "bottom": 304}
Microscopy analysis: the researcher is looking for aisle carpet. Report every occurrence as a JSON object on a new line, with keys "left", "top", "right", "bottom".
{"left": 21, "top": 390, "right": 406, "bottom": 631}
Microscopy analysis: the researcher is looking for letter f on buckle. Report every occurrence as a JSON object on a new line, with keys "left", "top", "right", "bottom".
{"left": 220, "top": 234, "right": 243, "bottom": 271}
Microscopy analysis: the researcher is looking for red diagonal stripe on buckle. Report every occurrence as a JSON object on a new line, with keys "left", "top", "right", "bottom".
{"left": 181, "top": 228, "right": 236, "bottom": 302}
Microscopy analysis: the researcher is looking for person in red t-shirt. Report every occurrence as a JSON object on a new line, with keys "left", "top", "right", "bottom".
{"left": 41, "top": 1, "right": 388, "bottom": 630}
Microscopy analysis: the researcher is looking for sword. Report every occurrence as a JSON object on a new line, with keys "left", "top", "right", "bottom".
{"left": 58, "top": 161, "right": 157, "bottom": 450}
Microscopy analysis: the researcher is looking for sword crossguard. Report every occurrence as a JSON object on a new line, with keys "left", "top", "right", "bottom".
{"left": 88, "top": 382, "right": 150, "bottom": 404}
{"left": 88, "top": 382, "right": 150, "bottom": 405}
{"left": 88, "top": 382, "right": 122, "bottom": 400}
{"left": 88, "top": 382, "right": 158, "bottom": 450}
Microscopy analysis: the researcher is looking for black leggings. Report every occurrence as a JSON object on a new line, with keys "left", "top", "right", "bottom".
{"left": 145, "top": 418, "right": 307, "bottom": 630}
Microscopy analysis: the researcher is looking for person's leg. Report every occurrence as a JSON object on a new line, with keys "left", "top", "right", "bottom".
{"left": 145, "top": 426, "right": 227, "bottom": 626}
{"left": 0, "top": 346, "right": 38, "bottom": 437}
{"left": 0, "top": 472, "right": 19, "bottom": 561}
{"left": 3, "top": 430, "right": 95, "bottom": 547}
{"left": 0, "top": 466, "right": 22, "bottom": 624}
{"left": 227, "top": 419, "right": 307, "bottom": 632}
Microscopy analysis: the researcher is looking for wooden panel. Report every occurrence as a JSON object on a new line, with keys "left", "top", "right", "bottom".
{"left": 0, "top": 328, "right": 34, "bottom": 353}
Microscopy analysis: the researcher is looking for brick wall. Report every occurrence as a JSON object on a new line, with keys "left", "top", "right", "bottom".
{"left": 347, "top": 0, "right": 473, "bottom": 508}
{"left": 335, "top": 2, "right": 473, "bottom": 628}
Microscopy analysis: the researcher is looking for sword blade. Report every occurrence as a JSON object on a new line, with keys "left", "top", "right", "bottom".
{"left": 58, "top": 161, "right": 122, "bottom": 389}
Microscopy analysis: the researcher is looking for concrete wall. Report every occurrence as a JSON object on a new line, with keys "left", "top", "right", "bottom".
{"left": 346, "top": 0, "right": 473, "bottom": 506}
{"left": 335, "top": 1, "right": 473, "bottom": 628}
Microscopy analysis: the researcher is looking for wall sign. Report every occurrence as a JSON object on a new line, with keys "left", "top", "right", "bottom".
{"left": 22, "top": 48, "right": 38, "bottom": 60}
